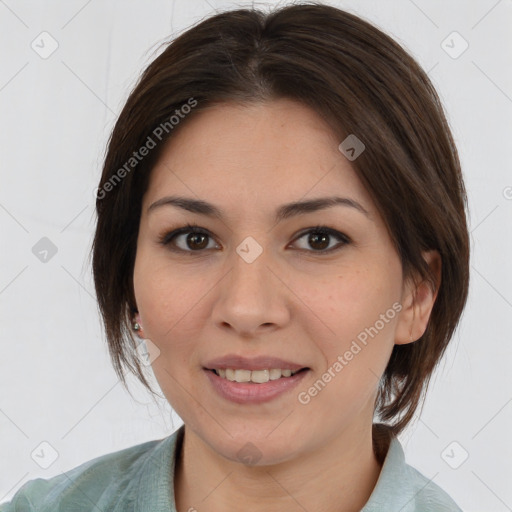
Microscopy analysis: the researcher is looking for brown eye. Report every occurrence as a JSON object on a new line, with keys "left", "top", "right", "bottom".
{"left": 293, "top": 226, "right": 350, "bottom": 253}
{"left": 307, "top": 232, "right": 330, "bottom": 250}
{"left": 184, "top": 232, "right": 210, "bottom": 250}
{"left": 158, "top": 224, "right": 219, "bottom": 253}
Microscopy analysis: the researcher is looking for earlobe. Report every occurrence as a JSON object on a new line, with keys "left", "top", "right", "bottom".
{"left": 395, "top": 250, "right": 441, "bottom": 345}
{"left": 133, "top": 313, "right": 144, "bottom": 337}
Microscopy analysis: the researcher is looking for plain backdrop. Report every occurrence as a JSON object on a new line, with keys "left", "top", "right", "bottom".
{"left": 0, "top": 0, "right": 511, "bottom": 510}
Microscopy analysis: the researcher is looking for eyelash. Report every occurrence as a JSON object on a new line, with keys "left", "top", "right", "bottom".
{"left": 157, "top": 222, "right": 351, "bottom": 255}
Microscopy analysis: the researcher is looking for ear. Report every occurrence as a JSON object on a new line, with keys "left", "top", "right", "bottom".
{"left": 395, "top": 250, "right": 441, "bottom": 345}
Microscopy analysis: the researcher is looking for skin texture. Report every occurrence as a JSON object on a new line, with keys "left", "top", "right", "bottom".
{"left": 132, "top": 98, "right": 441, "bottom": 512}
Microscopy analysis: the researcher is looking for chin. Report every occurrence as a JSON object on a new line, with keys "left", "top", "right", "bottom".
{"left": 206, "top": 430, "right": 302, "bottom": 467}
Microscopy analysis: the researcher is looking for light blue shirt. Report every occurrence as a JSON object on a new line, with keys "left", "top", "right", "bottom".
{"left": 0, "top": 425, "right": 462, "bottom": 511}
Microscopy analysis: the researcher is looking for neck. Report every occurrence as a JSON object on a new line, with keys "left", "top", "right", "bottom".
{"left": 174, "top": 423, "right": 388, "bottom": 512}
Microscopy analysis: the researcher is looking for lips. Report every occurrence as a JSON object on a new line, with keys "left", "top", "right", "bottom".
{"left": 204, "top": 364, "right": 310, "bottom": 404}
{"left": 203, "top": 354, "right": 308, "bottom": 372}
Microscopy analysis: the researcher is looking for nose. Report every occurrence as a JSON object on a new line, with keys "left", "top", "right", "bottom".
{"left": 211, "top": 245, "right": 291, "bottom": 337}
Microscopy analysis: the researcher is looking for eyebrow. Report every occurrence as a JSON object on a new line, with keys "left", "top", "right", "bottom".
{"left": 147, "top": 195, "right": 371, "bottom": 223}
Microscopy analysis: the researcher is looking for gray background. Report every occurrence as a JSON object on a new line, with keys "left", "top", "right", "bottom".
{"left": 0, "top": 0, "right": 511, "bottom": 510}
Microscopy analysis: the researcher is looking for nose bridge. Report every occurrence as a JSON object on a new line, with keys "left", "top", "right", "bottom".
{"left": 235, "top": 244, "right": 272, "bottom": 289}
{"left": 212, "top": 239, "right": 288, "bottom": 333}
{"left": 228, "top": 241, "right": 276, "bottom": 306}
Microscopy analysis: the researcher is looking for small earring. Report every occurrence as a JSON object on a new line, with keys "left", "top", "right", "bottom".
{"left": 133, "top": 322, "right": 141, "bottom": 331}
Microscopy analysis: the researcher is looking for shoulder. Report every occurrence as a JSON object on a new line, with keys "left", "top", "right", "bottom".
{"left": 0, "top": 435, "right": 173, "bottom": 512}
{"left": 363, "top": 433, "right": 462, "bottom": 512}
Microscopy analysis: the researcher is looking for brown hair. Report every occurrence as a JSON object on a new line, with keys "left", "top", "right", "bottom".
{"left": 91, "top": 1, "right": 470, "bottom": 436}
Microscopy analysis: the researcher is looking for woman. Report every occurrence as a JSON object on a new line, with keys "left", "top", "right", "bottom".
{"left": 0, "top": 2, "right": 469, "bottom": 511}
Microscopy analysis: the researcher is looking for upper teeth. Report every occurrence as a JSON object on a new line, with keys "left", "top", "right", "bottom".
{"left": 214, "top": 368, "right": 301, "bottom": 383}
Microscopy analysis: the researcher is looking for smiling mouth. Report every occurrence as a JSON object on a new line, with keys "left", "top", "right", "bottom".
{"left": 207, "top": 367, "right": 309, "bottom": 384}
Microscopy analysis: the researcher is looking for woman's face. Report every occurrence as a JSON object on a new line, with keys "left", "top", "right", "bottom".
{"left": 133, "top": 98, "right": 419, "bottom": 464}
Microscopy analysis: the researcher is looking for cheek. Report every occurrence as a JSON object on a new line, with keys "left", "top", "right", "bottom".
{"left": 300, "top": 262, "right": 401, "bottom": 381}
{"left": 296, "top": 271, "right": 400, "bottom": 414}
{"left": 314, "top": 266, "right": 398, "bottom": 330}
{"left": 133, "top": 253, "right": 211, "bottom": 355}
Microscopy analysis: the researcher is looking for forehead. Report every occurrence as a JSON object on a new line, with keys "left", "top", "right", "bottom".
{"left": 142, "top": 99, "right": 375, "bottom": 220}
